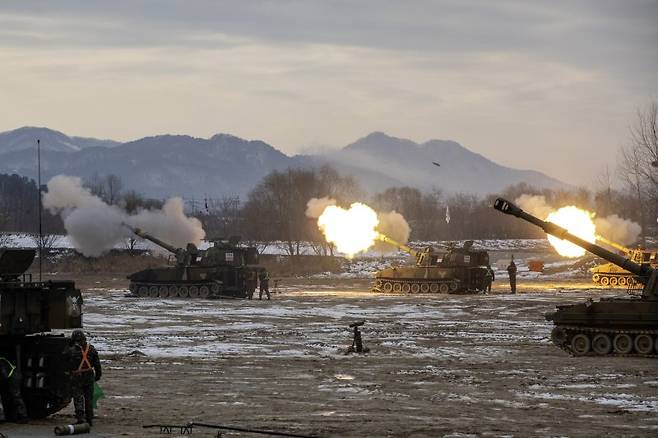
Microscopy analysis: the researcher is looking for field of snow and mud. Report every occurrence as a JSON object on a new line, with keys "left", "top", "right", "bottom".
{"left": 2, "top": 276, "right": 656, "bottom": 438}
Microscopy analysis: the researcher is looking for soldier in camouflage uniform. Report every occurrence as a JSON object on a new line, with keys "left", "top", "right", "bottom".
{"left": 484, "top": 265, "right": 495, "bottom": 293}
{"left": 65, "top": 330, "right": 102, "bottom": 426}
{"left": 246, "top": 269, "right": 258, "bottom": 300}
{"left": 507, "top": 257, "right": 517, "bottom": 294}
{"left": 258, "top": 269, "right": 271, "bottom": 300}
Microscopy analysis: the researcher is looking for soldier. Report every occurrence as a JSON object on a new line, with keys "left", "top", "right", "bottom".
{"left": 507, "top": 257, "right": 517, "bottom": 294}
{"left": 246, "top": 270, "right": 258, "bottom": 300}
{"left": 484, "top": 265, "right": 495, "bottom": 293}
{"left": 258, "top": 269, "right": 271, "bottom": 300}
{"left": 65, "top": 330, "right": 102, "bottom": 426}
{"left": 0, "top": 356, "right": 28, "bottom": 423}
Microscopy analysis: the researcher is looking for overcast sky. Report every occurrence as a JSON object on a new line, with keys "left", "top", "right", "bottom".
{"left": 1, "top": 0, "right": 656, "bottom": 186}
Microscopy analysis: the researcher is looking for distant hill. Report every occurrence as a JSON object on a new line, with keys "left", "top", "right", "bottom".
{"left": 321, "top": 132, "right": 566, "bottom": 194}
{"left": 0, "top": 127, "right": 568, "bottom": 198}
{"left": 0, "top": 126, "right": 120, "bottom": 154}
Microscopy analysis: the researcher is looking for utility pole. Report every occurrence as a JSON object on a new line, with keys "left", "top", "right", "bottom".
{"left": 37, "top": 139, "right": 43, "bottom": 281}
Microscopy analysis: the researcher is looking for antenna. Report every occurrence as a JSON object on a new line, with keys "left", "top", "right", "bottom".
{"left": 37, "top": 139, "right": 43, "bottom": 281}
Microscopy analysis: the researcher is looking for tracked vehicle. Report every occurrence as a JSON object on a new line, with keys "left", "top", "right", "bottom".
{"left": 494, "top": 198, "right": 658, "bottom": 357}
{"left": 127, "top": 227, "right": 262, "bottom": 299}
{"left": 590, "top": 235, "right": 657, "bottom": 288}
{"left": 372, "top": 235, "right": 490, "bottom": 294}
{"left": 0, "top": 248, "right": 83, "bottom": 418}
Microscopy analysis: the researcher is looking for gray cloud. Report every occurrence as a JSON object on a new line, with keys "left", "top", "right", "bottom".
{"left": 0, "top": 1, "right": 656, "bottom": 185}
{"left": 2, "top": 0, "right": 655, "bottom": 82}
{"left": 2, "top": 1, "right": 656, "bottom": 61}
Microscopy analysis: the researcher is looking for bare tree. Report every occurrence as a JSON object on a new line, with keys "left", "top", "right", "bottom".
{"left": 84, "top": 173, "right": 124, "bottom": 205}
{"left": 620, "top": 142, "right": 649, "bottom": 245}
{"left": 241, "top": 184, "right": 278, "bottom": 252}
{"left": 29, "top": 233, "right": 61, "bottom": 254}
{"left": 120, "top": 190, "right": 163, "bottom": 213}
{"left": 85, "top": 173, "right": 106, "bottom": 200}
{"left": 630, "top": 102, "right": 658, "bottom": 189}
{"left": 202, "top": 196, "right": 242, "bottom": 238}
{"left": 593, "top": 165, "right": 614, "bottom": 216}
{"left": 105, "top": 174, "right": 124, "bottom": 205}
{"left": 617, "top": 102, "right": 658, "bottom": 243}
{"left": 317, "top": 165, "right": 363, "bottom": 204}
{"left": 242, "top": 166, "right": 362, "bottom": 256}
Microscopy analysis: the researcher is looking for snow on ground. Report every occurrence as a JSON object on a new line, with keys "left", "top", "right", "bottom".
{"left": 82, "top": 289, "right": 551, "bottom": 360}
{"left": 4, "top": 232, "right": 154, "bottom": 252}
{"left": 4, "top": 232, "right": 550, "bottom": 256}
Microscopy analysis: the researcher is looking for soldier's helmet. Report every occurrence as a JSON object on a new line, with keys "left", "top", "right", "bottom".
{"left": 71, "top": 329, "right": 87, "bottom": 345}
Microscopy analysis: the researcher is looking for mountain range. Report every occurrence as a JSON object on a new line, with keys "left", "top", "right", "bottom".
{"left": 0, "top": 126, "right": 566, "bottom": 199}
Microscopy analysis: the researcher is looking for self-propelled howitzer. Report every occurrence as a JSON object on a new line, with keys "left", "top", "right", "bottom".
{"left": 126, "top": 226, "right": 262, "bottom": 299}
{"left": 372, "top": 234, "right": 491, "bottom": 294}
{"left": 590, "top": 234, "right": 658, "bottom": 288}
{"left": 493, "top": 197, "right": 658, "bottom": 357}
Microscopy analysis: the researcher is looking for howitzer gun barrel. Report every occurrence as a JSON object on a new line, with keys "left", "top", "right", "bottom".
{"left": 595, "top": 234, "right": 631, "bottom": 254}
{"left": 124, "top": 224, "right": 180, "bottom": 254}
{"left": 376, "top": 233, "right": 418, "bottom": 257}
{"left": 493, "top": 198, "right": 651, "bottom": 280}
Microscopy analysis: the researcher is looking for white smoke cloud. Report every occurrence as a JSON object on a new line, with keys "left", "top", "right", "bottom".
{"left": 515, "top": 194, "right": 553, "bottom": 219}
{"left": 305, "top": 197, "right": 337, "bottom": 218}
{"left": 595, "top": 214, "right": 642, "bottom": 246}
{"left": 515, "top": 192, "right": 641, "bottom": 247}
{"left": 43, "top": 175, "right": 205, "bottom": 257}
{"left": 375, "top": 210, "right": 411, "bottom": 253}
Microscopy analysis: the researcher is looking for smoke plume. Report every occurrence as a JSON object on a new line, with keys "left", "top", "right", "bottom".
{"left": 43, "top": 175, "right": 205, "bottom": 257}
{"left": 595, "top": 214, "right": 642, "bottom": 246}
{"left": 515, "top": 193, "right": 641, "bottom": 247}
{"left": 305, "top": 197, "right": 337, "bottom": 218}
{"left": 515, "top": 194, "right": 553, "bottom": 219}
{"left": 375, "top": 210, "right": 411, "bottom": 253}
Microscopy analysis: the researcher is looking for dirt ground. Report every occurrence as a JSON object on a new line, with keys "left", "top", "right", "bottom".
{"left": 1, "top": 275, "right": 657, "bottom": 438}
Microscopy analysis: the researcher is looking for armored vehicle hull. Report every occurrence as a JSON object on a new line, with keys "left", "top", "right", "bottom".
{"left": 128, "top": 265, "right": 252, "bottom": 299}
{"left": 493, "top": 198, "right": 658, "bottom": 358}
{"left": 547, "top": 298, "right": 658, "bottom": 357}
{"left": 373, "top": 266, "right": 481, "bottom": 293}
{"left": 372, "top": 237, "right": 490, "bottom": 294}
{"left": 591, "top": 255, "right": 658, "bottom": 288}
{"left": 0, "top": 249, "right": 84, "bottom": 419}
{"left": 590, "top": 263, "right": 639, "bottom": 288}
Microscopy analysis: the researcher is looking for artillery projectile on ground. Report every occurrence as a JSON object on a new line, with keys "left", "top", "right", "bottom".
{"left": 494, "top": 198, "right": 658, "bottom": 357}
{"left": 0, "top": 248, "right": 83, "bottom": 418}
{"left": 372, "top": 234, "right": 490, "bottom": 294}
{"left": 126, "top": 226, "right": 263, "bottom": 299}
{"left": 590, "top": 234, "right": 658, "bottom": 288}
